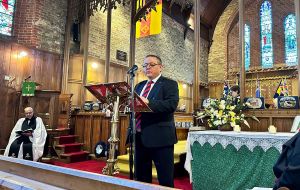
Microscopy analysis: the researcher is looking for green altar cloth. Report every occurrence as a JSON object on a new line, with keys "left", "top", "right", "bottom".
{"left": 184, "top": 131, "right": 294, "bottom": 190}
{"left": 191, "top": 143, "right": 278, "bottom": 190}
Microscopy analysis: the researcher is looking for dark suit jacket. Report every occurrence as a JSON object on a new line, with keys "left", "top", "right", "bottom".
{"left": 273, "top": 132, "right": 300, "bottom": 190}
{"left": 135, "top": 76, "right": 179, "bottom": 148}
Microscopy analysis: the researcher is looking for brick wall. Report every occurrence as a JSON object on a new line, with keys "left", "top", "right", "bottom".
{"left": 88, "top": 5, "right": 131, "bottom": 66}
{"left": 208, "top": 0, "right": 238, "bottom": 82}
{"left": 12, "top": 0, "right": 67, "bottom": 54}
{"left": 88, "top": 5, "right": 208, "bottom": 84}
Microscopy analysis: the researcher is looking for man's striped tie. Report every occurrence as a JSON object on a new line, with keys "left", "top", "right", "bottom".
{"left": 136, "top": 80, "right": 154, "bottom": 132}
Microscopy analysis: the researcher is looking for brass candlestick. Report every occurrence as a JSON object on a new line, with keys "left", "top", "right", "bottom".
{"left": 102, "top": 96, "right": 120, "bottom": 175}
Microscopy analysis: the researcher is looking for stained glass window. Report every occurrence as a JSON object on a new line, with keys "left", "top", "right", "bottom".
{"left": 0, "top": 0, "right": 15, "bottom": 36}
{"left": 284, "top": 14, "right": 297, "bottom": 66}
{"left": 260, "top": 1, "right": 273, "bottom": 68}
{"left": 245, "top": 24, "right": 250, "bottom": 71}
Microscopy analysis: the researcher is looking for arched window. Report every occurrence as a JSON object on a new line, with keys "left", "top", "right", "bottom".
{"left": 260, "top": 1, "right": 273, "bottom": 68}
{"left": 245, "top": 24, "right": 250, "bottom": 71}
{"left": 0, "top": 0, "right": 16, "bottom": 36}
{"left": 284, "top": 14, "right": 297, "bottom": 66}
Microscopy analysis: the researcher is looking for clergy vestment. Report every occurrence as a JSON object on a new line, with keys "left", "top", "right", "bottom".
{"left": 4, "top": 116, "right": 47, "bottom": 161}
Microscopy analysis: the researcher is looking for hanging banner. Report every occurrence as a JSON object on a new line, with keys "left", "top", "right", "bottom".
{"left": 22, "top": 82, "right": 36, "bottom": 96}
{"left": 136, "top": 0, "right": 162, "bottom": 38}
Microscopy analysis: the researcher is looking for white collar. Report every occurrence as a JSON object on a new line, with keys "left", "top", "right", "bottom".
{"left": 149, "top": 74, "right": 161, "bottom": 83}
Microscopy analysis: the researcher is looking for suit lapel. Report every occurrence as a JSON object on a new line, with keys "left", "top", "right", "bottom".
{"left": 147, "top": 77, "right": 164, "bottom": 100}
{"left": 136, "top": 81, "right": 147, "bottom": 95}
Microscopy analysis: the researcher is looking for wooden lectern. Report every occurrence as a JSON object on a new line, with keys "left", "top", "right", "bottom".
{"left": 85, "top": 82, "right": 151, "bottom": 176}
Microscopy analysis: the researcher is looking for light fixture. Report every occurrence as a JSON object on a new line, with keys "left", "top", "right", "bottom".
{"left": 19, "top": 51, "right": 28, "bottom": 58}
{"left": 187, "top": 14, "right": 194, "bottom": 30}
{"left": 91, "top": 62, "right": 98, "bottom": 69}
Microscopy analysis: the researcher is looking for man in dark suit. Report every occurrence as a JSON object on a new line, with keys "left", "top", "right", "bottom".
{"left": 134, "top": 54, "right": 179, "bottom": 187}
{"left": 273, "top": 132, "right": 300, "bottom": 190}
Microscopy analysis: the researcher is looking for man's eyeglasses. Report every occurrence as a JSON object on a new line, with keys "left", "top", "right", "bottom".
{"left": 142, "top": 62, "right": 160, "bottom": 68}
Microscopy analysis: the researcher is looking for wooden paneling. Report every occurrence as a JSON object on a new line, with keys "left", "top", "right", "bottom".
{"left": 243, "top": 109, "right": 300, "bottom": 132}
{"left": 175, "top": 113, "right": 192, "bottom": 141}
{"left": 0, "top": 87, "right": 19, "bottom": 149}
{"left": 68, "top": 54, "right": 128, "bottom": 106}
{"left": 91, "top": 116, "right": 102, "bottom": 153}
{"left": 177, "top": 82, "right": 193, "bottom": 113}
{"left": 176, "top": 128, "right": 189, "bottom": 141}
{"left": 74, "top": 112, "right": 129, "bottom": 155}
{"left": 16, "top": 90, "right": 60, "bottom": 129}
{"left": 0, "top": 40, "right": 62, "bottom": 91}
{"left": 108, "top": 64, "right": 127, "bottom": 83}
{"left": 200, "top": 109, "right": 300, "bottom": 132}
{"left": 68, "top": 83, "right": 82, "bottom": 106}
{"left": 208, "top": 83, "right": 224, "bottom": 99}
{"left": 58, "top": 94, "right": 73, "bottom": 128}
{"left": 0, "top": 40, "right": 62, "bottom": 149}
{"left": 68, "top": 55, "right": 83, "bottom": 81}
{"left": 73, "top": 112, "right": 189, "bottom": 155}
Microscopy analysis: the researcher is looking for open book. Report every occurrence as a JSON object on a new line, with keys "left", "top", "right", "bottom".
{"left": 16, "top": 128, "right": 33, "bottom": 135}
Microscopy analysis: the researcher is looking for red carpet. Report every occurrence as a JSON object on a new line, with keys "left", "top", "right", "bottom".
{"left": 52, "top": 160, "right": 192, "bottom": 190}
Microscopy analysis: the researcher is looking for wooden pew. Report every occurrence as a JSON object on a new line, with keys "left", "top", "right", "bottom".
{"left": 0, "top": 156, "right": 178, "bottom": 190}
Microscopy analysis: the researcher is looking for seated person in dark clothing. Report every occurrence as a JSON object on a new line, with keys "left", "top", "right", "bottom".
{"left": 4, "top": 107, "right": 47, "bottom": 161}
{"left": 230, "top": 85, "right": 240, "bottom": 105}
{"left": 273, "top": 132, "right": 300, "bottom": 190}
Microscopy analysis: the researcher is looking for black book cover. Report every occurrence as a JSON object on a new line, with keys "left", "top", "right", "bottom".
{"left": 16, "top": 128, "right": 33, "bottom": 135}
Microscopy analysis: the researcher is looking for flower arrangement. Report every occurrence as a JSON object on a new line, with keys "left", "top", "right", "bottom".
{"left": 197, "top": 95, "right": 253, "bottom": 130}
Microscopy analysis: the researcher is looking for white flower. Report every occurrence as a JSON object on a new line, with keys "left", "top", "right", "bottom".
{"left": 213, "top": 110, "right": 218, "bottom": 116}
{"left": 219, "top": 104, "right": 225, "bottom": 110}
{"left": 213, "top": 120, "right": 222, "bottom": 126}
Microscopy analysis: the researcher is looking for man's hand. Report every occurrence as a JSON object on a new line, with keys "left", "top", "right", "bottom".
{"left": 140, "top": 97, "right": 149, "bottom": 104}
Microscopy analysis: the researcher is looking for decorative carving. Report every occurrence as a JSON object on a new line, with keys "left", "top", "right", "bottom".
{"left": 70, "top": 0, "right": 161, "bottom": 22}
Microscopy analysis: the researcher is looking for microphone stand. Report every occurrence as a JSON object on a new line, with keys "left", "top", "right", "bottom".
{"left": 127, "top": 70, "right": 137, "bottom": 180}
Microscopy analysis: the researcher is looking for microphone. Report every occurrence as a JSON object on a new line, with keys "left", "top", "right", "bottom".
{"left": 127, "top": 65, "right": 138, "bottom": 74}
{"left": 24, "top": 75, "right": 31, "bottom": 81}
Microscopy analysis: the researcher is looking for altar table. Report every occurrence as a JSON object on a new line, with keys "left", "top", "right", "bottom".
{"left": 184, "top": 131, "right": 295, "bottom": 190}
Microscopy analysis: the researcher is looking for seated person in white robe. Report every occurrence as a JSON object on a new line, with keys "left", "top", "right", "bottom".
{"left": 4, "top": 107, "right": 47, "bottom": 161}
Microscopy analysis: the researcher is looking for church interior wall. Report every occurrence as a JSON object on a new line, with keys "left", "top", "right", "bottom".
{"left": 227, "top": 0, "right": 295, "bottom": 69}
{"left": 208, "top": 0, "right": 238, "bottom": 82}
{"left": 0, "top": 0, "right": 210, "bottom": 148}
{"left": 85, "top": 4, "right": 203, "bottom": 85}
{"left": 0, "top": 0, "right": 67, "bottom": 149}
{"left": 68, "top": 4, "right": 209, "bottom": 112}
{"left": 12, "top": 0, "right": 67, "bottom": 55}
{"left": 208, "top": 0, "right": 298, "bottom": 103}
